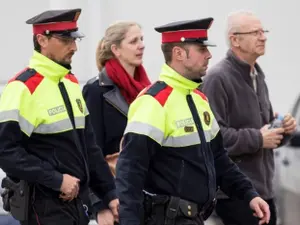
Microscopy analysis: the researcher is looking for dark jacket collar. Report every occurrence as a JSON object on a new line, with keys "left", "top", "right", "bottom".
{"left": 226, "top": 50, "right": 265, "bottom": 80}
{"left": 99, "top": 68, "right": 129, "bottom": 116}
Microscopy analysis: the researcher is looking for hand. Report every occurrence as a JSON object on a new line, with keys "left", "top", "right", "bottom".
{"left": 109, "top": 198, "right": 119, "bottom": 223}
{"left": 260, "top": 125, "right": 284, "bottom": 149}
{"left": 105, "top": 153, "right": 120, "bottom": 177}
{"left": 59, "top": 174, "right": 80, "bottom": 201}
{"left": 97, "top": 209, "right": 115, "bottom": 225}
{"left": 249, "top": 197, "right": 270, "bottom": 225}
{"left": 282, "top": 113, "right": 297, "bottom": 134}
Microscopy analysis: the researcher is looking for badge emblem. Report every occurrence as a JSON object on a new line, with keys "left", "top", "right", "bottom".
{"left": 184, "top": 126, "right": 194, "bottom": 133}
{"left": 203, "top": 111, "right": 211, "bottom": 126}
{"left": 76, "top": 99, "right": 83, "bottom": 113}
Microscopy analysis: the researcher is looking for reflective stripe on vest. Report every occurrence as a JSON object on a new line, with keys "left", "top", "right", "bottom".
{"left": 125, "top": 117, "right": 219, "bottom": 147}
{"left": 125, "top": 65, "right": 220, "bottom": 148}
{"left": 0, "top": 109, "right": 35, "bottom": 136}
{"left": 34, "top": 116, "right": 85, "bottom": 134}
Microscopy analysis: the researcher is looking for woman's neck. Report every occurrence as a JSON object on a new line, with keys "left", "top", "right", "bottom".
{"left": 119, "top": 59, "right": 136, "bottom": 78}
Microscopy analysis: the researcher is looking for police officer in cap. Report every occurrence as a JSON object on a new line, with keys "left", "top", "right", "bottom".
{"left": 115, "top": 18, "right": 270, "bottom": 225}
{"left": 0, "top": 9, "right": 118, "bottom": 225}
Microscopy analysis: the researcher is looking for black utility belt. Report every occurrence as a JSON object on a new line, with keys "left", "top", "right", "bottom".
{"left": 143, "top": 190, "right": 216, "bottom": 224}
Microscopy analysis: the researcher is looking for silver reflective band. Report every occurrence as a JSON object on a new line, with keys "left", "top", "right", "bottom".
{"left": 206, "top": 118, "right": 220, "bottom": 141}
{"left": 84, "top": 106, "right": 89, "bottom": 116}
{"left": 125, "top": 121, "right": 164, "bottom": 145}
{"left": 34, "top": 116, "right": 85, "bottom": 134}
{"left": 162, "top": 132, "right": 200, "bottom": 147}
{"left": 125, "top": 118, "right": 220, "bottom": 147}
{"left": 0, "top": 110, "right": 35, "bottom": 136}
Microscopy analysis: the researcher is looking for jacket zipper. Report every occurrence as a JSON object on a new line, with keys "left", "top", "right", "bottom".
{"left": 186, "top": 94, "right": 212, "bottom": 204}
{"left": 58, "top": 81, "right": 90, "bottom": 184}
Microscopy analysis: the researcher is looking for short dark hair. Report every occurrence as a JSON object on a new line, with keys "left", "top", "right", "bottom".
{"left": 33, "top": 35, "right": 41, "bottom": 52}
{"left": 161, "top": 42, "right": 187, "bottom": 63}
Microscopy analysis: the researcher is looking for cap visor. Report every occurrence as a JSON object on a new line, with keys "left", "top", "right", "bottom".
{"left": 202, "top": 40, "right": 216, "bottom": 47}
{"left": 70, "top": 30, "right": 85, "bottom": 38}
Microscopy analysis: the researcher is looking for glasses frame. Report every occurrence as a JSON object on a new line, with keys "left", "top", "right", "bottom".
{"left": 50, "top": 34, "right": 82, "bottom": 45}
{"left": 232, "top": 29, "right": 269, "bottom": 37}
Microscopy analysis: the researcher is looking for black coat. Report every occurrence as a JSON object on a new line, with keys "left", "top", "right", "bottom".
{"left": 83, "top": 68, "right": 128, "bottom": 157}
{"left": 82, "top": 69, "right": 129, "bottom": 214}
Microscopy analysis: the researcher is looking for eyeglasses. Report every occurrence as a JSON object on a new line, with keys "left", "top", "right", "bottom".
{"left": 233, "top": 29, "right": 269, "bottom": 37}
{"left": 51, "top": 35, "right": 82, "bottom": 45}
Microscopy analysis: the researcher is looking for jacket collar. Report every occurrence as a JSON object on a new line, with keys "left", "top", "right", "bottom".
{"left": 29, "top": 51, "right": 70, "bottom": 82}
{"left": 226, "top": 50, "right": 265, "bottom": 79}
{"left": 159, "top": 64, "right": 201, "bottom": 93}
{"left": 226, "top": 49, "right": 267, "bottom": 97}
{"left": 99, "top": 68, "right": 114, "bottom": 86}
{"left": 99, "top": 68, "right": 128, "bottom": 116}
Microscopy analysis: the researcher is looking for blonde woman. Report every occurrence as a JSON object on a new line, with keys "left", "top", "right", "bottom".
{"left": 83, "top": 21, "right": 150, "bottom": 225}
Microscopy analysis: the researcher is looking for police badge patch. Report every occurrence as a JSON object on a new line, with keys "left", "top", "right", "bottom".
{"left": 76, "top": 99, "right": 83, "bottom": 113}
{"left": 203, "top": 111, "right": 211, "bottom": 126}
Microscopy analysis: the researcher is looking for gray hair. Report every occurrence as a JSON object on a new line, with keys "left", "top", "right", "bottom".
{"left": 225, "top": 10, "right": 256, "bottom": 46}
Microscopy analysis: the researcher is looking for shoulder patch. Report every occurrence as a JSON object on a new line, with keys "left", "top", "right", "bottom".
{"left": 137, "top": 84, "right": 152, "bottom": 98}
{"left": 144, "top": 81, "right": 173, "bottom": 106}
{"left": 9, "top": 68, "right": 44, "bottom": 94}
{"left": 194, "top": 89, "right": 208, "bottom": 101}
{"left": 65, "top": 73, "right": 79, "bottom": 84}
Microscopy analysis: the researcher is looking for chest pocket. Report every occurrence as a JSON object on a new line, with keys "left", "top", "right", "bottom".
{"left": 164, "top": 99, "right": 200, "bottom": 148}
{"left": 33, "top": 81, "right": 86, "bottom": 134}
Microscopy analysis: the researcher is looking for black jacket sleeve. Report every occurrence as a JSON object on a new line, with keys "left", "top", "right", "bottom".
{"left": 202, "top": 75, "right": 263, "bottom": 156}
{"left": 0, "top": 121, "right": 63, "bottom": 190}
{"left": 83, "top": 81, "right": 111, "bottom": 213}
{"left": 115, "top": 133, "right": 157, "bottom": 225}
{"left": 85, "top": 115, "right": 116, "bottom": 206}
{"left": 211, "top": 132, "right": 259, "bottom": 203}
{"left": 82, "top": 81, "right": 106, "bottom": 152}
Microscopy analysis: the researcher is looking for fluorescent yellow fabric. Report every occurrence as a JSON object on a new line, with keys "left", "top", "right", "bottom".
{"left": 0, "top": 51, "right": 87, "bottom": 136}
{"left": 125, "top": 63, "right": 219, "bottom": 147}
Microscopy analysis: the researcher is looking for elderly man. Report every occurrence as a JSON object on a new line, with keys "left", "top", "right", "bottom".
{"left": 201, "top": 11, "right": 297, "bottom": 225}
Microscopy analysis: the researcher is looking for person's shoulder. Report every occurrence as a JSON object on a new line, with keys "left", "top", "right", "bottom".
{"left": 84, "top": 76, "right": 99, "bottom": 87}
{"left": 136, "top": 81, "right": 173, "bottom": 107}
{"left": 7, "top": 68, "right": 43, "bottom": 95}
{"left": 204, "top": 57, "right": 235, "bottom": 83}
{"left": 208, "top": 58, "right": 231, "bottom": 76}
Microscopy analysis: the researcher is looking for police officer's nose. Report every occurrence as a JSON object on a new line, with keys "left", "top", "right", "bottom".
{"left": 71, "top": 41, "right": 78, "bottom": 52}
{"left": 206, "top": 50, "right": 212, "bottom": 60}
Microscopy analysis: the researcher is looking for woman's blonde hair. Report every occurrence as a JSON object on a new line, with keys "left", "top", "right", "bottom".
{"left": 96, "top": 21, "right": 141, "bottom": 72}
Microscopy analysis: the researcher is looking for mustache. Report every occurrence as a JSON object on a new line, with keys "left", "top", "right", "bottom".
{"left": 67, "top": 51, "right": 75, "bottom": 57}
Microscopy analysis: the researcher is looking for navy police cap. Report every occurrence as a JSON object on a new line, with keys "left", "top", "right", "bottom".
{"left": 154, "top": 18, "right": 215, "bottom": 46}
{"left": 26, "top": 8, "right": 84, "bottom": 38}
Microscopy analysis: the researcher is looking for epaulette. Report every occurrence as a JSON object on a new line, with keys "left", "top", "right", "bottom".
{"left": 194, "top": 89, "right": 208, "bottom": 101}
{"left": 9, "top": 68, "right": 44, "bottom": 94}
{"left": 65, "top": 73, "right": 79, "bottom": 84}
{"left": 143, "top": 81, "right": 173, "bottom": 106}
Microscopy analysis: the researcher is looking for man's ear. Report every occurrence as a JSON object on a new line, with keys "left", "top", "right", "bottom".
{"left": 36, "top": 34, "right": 49, "bottom": 48}
{"left": 173, "top": 46, "right": 186, "bottom": 61}
{"left": 230, "top": 35, "right": 240, "bottom": 48}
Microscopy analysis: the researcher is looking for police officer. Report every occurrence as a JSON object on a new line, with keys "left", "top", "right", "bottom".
{"left": 0, "top": 9, "right": 118, "bottom": 225}
{"left": 115, "top": 18, "right": 270, "bottom": 225}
